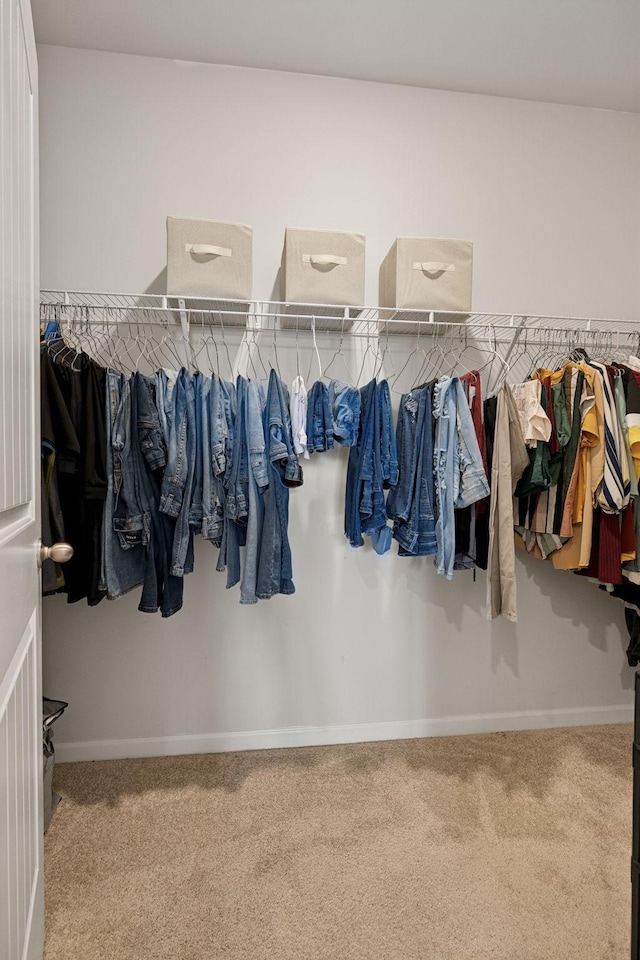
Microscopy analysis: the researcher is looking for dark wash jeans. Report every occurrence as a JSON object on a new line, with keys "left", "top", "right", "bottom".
{"left": 134, "top": 374, "right": 184, "bottom": 617}
{"left": 387, "top": 384, "right": 436, "bottom": 556}
{"left": 345, "top": 379, "right": 398, "bottom": 555}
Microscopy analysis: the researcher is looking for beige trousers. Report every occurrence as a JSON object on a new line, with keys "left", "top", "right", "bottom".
{"left": 486, "top": 385, "right": 530, "bottom": 622}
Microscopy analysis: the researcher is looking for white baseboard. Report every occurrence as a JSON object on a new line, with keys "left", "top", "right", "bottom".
{"left": 54, "top": 703, "right": 634, "bottom": 763}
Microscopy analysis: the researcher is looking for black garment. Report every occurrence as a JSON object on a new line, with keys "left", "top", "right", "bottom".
{"left": 43, "top": 349, "right": 107, "bottom": 605}
{"left": 620, "top": 365, "right": 640, "bottom": 416}
{"left": 40, "top": 350, "right": 77, "bottom": 594}
{"left": 600, "top": 577, "right": 640, "bottom": 665}
{"left": 625, "top": 607, "right": 640, "bottom": 668}
{"left": 474, "top": 395, "right": 498, "bottom": 571}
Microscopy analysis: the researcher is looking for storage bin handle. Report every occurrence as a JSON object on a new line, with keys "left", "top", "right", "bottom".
{"left": 186, "top": 243, "right": 232, "bottom": 258}
{"left": 303, "top": 254, "right": 348, "bottom": 267}
{"left": 413, "top": 261, "right": 455, "bottom": 273}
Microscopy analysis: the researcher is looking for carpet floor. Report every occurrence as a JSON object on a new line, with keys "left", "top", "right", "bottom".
{"left": 44, "top": 724, "right": 633, "bottom": 960}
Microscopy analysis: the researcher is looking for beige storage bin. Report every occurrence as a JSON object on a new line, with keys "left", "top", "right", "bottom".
{"left": 379, "top": 237, "right": 473, "bottom": 333}
{"left": 280, "top": 227, "right": 365, "bottom": 330}
{"left": 166, "top": 217, "right": 252, "bottom": 326}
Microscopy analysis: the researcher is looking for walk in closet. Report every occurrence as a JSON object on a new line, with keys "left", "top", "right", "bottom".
{"left": 1, "top": 2, "right": 640, "bottom": 959}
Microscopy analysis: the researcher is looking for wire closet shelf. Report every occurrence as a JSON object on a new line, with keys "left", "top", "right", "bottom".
{"left": 40, "top": 290, "right": 640, "bottom": 350}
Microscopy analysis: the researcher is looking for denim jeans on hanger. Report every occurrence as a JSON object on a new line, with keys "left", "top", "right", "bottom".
{"left": 200, "top": 375, "right": 235, "bottom": 549}
{"left": 200, "top": 373, "right": 216, "bottom": 542}
{"left": 378, "top": 380, "right": 398, "bottom": 492}
{"left": 454, "top": 378, "right": 491, "bottom": 509}
{"left": 155, "top": 368, "right": 179, "bottom": 447}
{"left": 434, "top": 377, "right": 490, "bottom": 579}
{"left": 134, "top": 373, "right": 184, "bottom": 617}
{"left": 306, "top": 380, "right": 334, "bottom": 453}
{"left": 433, "top": 377, "right": 457, "bottom": 578}
{"left": 159, "top": 368, "right": 196, "bottom": 578}
{"left": 257, "top": 369, "right": 303, "bottom": 600}
{"left": 101, "top": 370, "right": 146, "bottom": 599}
{"left": 138, "top": 372, "right": 167, "bottom": 473}
{"left": 221, "top": 376, "right": 250, "bottom": 589}
{"left": 328, "top": 379, "right": 361, "bottom": 447}
{"left": 345, "top": 378, "right": 396, "bottom": 555}
{"left": 345, "top": 378, "right": 375, "bottom": 549}
{"left": 240, "top": 379, "right": 268, "bottom": 604}
{"left": 188, "top": 372, "right": 207, "bottom": 535}
{"left": 387, "top": 383, "right": 436, "bottom": 556}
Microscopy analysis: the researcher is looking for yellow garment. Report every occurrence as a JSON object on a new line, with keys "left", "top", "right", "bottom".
{"left": 629, "top": 424, "right": 640, "bottom": 481}
{"left": 552, "top": 364, "right": 603, "bottom": 570}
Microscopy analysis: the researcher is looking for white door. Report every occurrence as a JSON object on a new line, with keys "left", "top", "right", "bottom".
{"left": 0, "top": 1, "right": 44, "bottom": 958}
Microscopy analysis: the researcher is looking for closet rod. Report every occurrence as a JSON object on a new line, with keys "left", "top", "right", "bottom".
{"left": 41, "top": 290, "right": 639, "bottom": 330}
{"left": 40, "top": 308, "right": 640, "bottom": 341}
{"left": 45, "top": 330, "right": 640, "bottom": 351}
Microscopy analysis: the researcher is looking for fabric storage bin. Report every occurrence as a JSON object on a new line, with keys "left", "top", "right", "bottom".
{"left": 166, "top": 217, "right": 252, "bottom": 326}
{"left": 280, "top": 227, "right": 365, "bottom": 330}
{"left": 379, "top": 237, "right": 473, "bottom": 333}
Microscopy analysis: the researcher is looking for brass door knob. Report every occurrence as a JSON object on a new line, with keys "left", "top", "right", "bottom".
{"left": 39, "top": 542, "right": 74, "bottom": 566}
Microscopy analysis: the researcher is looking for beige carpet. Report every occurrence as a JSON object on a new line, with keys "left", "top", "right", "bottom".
{"left": 45, "top": 725, "right": 633, "bottom": 960}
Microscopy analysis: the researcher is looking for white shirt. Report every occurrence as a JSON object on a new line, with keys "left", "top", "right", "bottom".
{"left": 290, "top": 375, "right": 309, "bottom": 459}
{"left": 510, "top": 380, "right": 552, "bottom": 447}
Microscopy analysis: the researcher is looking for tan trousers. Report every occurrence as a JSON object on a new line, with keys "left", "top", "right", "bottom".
{"left": 486, "top": 386, "right": 530, "bottom": 622}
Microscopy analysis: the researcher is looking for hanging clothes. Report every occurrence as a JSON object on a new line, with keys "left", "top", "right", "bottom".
{"left": 386, "top": 383, "right": 436, "bottom": 557}
{"left": 290, "top": 375, "right": 309, "bottom": 459}
{"left": 433, "top": 377, "right": 490, "bottom": 580}
{"left": 345, "top": 378, "right": 397, "bottom": 555}
{"left": 41, "top": 345, "right": 107, "bottom": 605}
{"left": 306, "top": 380, "right": 334, "bottom": 453}
{"left": 486, "top": 385, "right": 529, "bottom": 621}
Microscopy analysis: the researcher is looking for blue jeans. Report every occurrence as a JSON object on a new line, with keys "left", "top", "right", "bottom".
{"left": 240, "top": 380, "right": 268, "bottom": 604}
{"left": 328, "top": 379, "right": 361, "bottom": 447}
{"left": 159, "top": 369, "right": 196, "bottom": 577}
{"left": 306, "top": 380, "right": 334, "bottom": 453}
{"left": 133, "top": 374, "right": 184, "bottom": 617}
{"left": 221, "top": 376, "right": 250, "bottom": 589}
{"left": 257, "top": 370, "right": 303, "bottom": 599}
{"left": 434, "top": 377, "right": 490, "bottom": 579}
{"left": 155, "top": 368, "right": 178, "bottom": 447}
{"left": 433, "top": 378, "right": 457, "bottom": 578}
{"left": 387, "top": 384, "right": 436, "bottom": 556}
{"left": 188, "top": 372, "right": 206, "bottom": 535}
{"left": 101, "top": 371, "right": 146, "bottom": 599}
{"left": 202, "top": 376, "right": 235, "bottom": 548}
{"left": 345, "top": 379, "right": 397, "bottom": 555}
{"left": 453, "top": 378, "right": 491, "bottom": 509}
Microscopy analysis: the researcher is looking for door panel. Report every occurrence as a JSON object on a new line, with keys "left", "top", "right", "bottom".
{"left": 0, "top": 618, "right": 39, "bottom": 960}
{"left": 0, "top": 0, "right": 42, "bottom": 958}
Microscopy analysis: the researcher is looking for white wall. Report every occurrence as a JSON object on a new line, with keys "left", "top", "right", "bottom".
{"left": 38, "top": 45, "right": 640, "bottom": 761}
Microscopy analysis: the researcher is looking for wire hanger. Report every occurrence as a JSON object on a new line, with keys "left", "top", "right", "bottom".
{"left": 323, "top": 313, "right": 352, "bottom": 383}
{"left": 389, "top": 322, "right": 429, "bottom": 394}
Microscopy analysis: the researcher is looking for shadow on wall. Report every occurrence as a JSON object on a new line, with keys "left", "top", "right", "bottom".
{"left": 518, "top": 551, "right": 632, "bottom": 685}
{"left": 144, "top": 267, "right": 281, "bottom": 299}
{"left": 51, "top": 723, "right": 632, "bottom": 813}
{"left": 145, "top": 269, "right": 167, "bottom": 295}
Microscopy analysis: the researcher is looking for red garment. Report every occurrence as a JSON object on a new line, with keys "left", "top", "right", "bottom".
{"left": 461, "top": 370, "right": 488, "bottom": 516}
{"left": 578, "top": 511, "right": 623, "bottom": 585}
